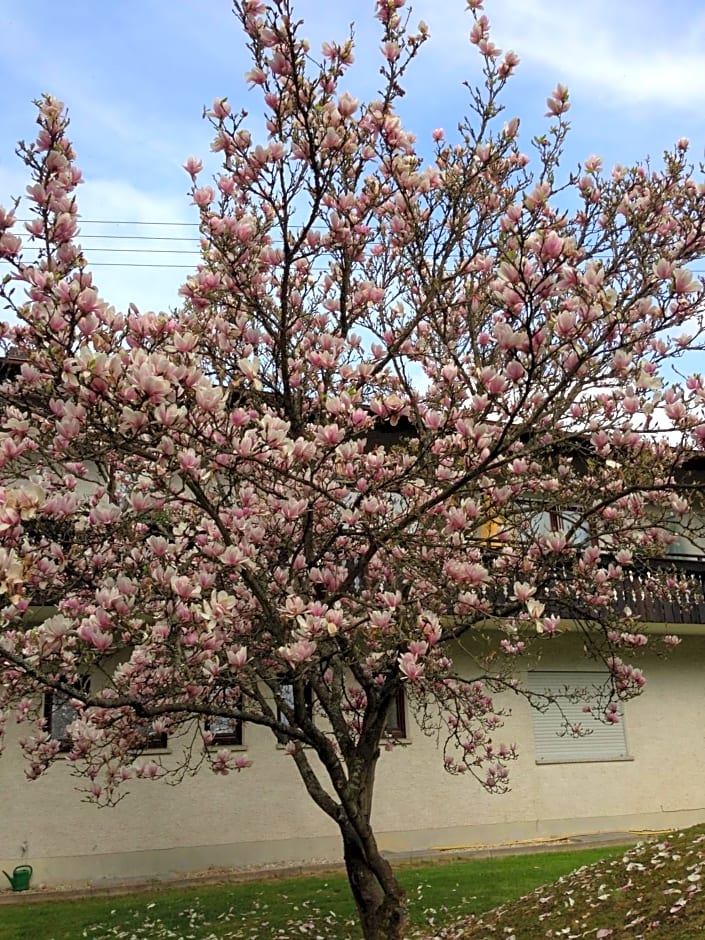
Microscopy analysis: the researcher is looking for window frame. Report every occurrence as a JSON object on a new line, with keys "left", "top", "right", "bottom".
{"left": 384, "top": 687, "right": 407, "bottom": 739}
{"left": 205, "top": 714, "right": 243, "bottom": 747}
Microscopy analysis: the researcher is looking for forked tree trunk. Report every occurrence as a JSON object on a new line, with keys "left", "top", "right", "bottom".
{"left": 341, "top": 824, "right": 409, "bottom": 940}
{"left": 287, "top": 691, "right": 408, "bottom": 937}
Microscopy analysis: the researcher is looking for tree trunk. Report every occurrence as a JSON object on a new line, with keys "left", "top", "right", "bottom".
{"left": 341, "top": 825, "right": 409, "bottom": 940}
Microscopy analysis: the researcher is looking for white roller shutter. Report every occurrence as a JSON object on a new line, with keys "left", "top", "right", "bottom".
{"left": 527, "top": 671, "right": 630, "bottom": 763}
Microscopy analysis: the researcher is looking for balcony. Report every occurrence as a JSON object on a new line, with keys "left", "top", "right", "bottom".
{"left": 614, "top": 556, "right": 705, "bottom": 625}
{"left": 487, "top": 555, "right": 705, "bottom": 627}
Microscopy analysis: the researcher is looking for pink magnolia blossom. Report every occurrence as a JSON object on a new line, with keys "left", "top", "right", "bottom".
{"left": 546, "top": 83, "right": 570, "bottom": 116}
{"left": 512, "top": 582, "right": 536, "bottom": 603}
{"left": 0, "top": 16, "right": 703, "bottom": 937}
{"left": 279, "top": 639, "right": 317, "bottom": 665}
{"left": 398, "top": 652, "right": 424, "bottom": 681}
{"left": 183, "top": 156, "right": 203, "bottom": 178}
{"left": 227, "top": 646, "right": 248, "bottom": 668}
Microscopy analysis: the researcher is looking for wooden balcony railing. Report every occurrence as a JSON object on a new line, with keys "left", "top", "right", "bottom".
{"left": 484, "top": 555, "right": 705, "bottom": 626}
{"left": 612, "top": 557, "right": 705, "bottom": 625}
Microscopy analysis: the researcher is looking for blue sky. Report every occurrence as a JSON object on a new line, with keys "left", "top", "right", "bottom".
{"left": 2, "top": 0, "right": 705, "bottom": 315}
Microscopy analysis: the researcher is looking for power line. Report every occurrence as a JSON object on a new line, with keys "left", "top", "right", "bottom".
{"left": 76, "top": 234, "right": 200, "bottom": 243}
{"left": 77, "top": 262, "right": 195, "bottom": 269}
{"left": 6, "top": 219, "right": 705, "bottom": 275}
{"left": 0, "top": 260, "right": 194, "bottom": 270}
{"left": 19, "top": 247, "right": 199, "bottom": 255}
{"left": 16, "top": 218, "right": 201, "bottom": 228}
{"left": 2, "top": 252, "right": 705, "bottom": 273}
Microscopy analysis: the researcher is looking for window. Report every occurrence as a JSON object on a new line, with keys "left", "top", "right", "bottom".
{"left": 141, "top": 728, "right": 168, "bottom": 750}
{"left": 205, "top": 714, "right": 243, "bottom": 746}
{"left": 205, "top": 688, "right": 243, "bottom": 745}
{"left": 44, "top": 684, "right": 169, "bottom": 752}
{"left": 43, "top": 677, "right": 89, "bottom": 751}
{"left": 527, "top": 671, "right": 630, "bottom": 764}
{"left": 525, "top": 507, "right": 592, "bottom": 546}
{"left": 122, "top": 716, "right": 168, "bottom": 751}
{"left": 663, "top": 514, "right": 705, "bottom": 558}
{"left": 277, "top": 682, "right": 313, "bottom": 725}
{"left": 384, "top": 688, "right": 407, "bottom": 738}
{"left": 44, "top": 690, "right": 80, "bottom": 751}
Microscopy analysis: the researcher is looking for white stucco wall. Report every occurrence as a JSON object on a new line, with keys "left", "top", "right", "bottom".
{"left": 2, "top": 633, "right": 705, "bottom": 886}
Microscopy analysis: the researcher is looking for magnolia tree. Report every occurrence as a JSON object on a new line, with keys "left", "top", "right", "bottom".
{"left": 1, "top": 1, "right": 705, "bottom": 937}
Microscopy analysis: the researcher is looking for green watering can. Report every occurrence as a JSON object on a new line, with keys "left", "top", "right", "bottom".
{"left": 3, "top": 865, "right": 32, "bottom": 891}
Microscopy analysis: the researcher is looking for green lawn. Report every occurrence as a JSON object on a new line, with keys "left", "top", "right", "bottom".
{"left": 462, "top": 824, "right": 705, "bottom": 939}
{"left": 0, "top": 846, "right": 623, "bottom": 940}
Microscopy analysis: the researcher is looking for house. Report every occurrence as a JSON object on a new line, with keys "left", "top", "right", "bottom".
{"left": 1, "top": 350, "right": 704, "bottom": 887}
{"left": 1, "top": 567, "right": 705, "bottom": 886}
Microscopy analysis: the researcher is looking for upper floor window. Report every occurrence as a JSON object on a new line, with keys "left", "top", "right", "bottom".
{"left": 525, "top": 507, "right": 592, "bottom": 546}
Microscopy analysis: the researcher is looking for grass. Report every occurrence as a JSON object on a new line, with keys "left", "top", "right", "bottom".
{"left": 456, "top": 824, "right": 705, "bottom": 939}
{"left": 8, "top": 828, "right": 705, "bottom": 939}
{"left": 0, "top": 846, "right": 621, "bottom": 940}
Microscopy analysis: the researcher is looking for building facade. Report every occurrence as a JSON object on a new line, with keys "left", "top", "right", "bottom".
{"left": 2, "top": 608, "right": 705, "bottom": 887}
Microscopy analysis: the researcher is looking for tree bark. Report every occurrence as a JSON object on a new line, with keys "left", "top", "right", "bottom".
{"left": 285, "top": 688, "right": 409, "bottom": 938}
{"left": 340, "top": 824, "right": 408, "bottom": 940}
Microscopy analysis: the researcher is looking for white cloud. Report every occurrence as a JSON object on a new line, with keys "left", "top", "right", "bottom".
{"left": 3, "top": 0, "right": 704, "bottom": 325}
{"left": 409, "top": 0, "right": 705, "bottom": 112}
{"left": 494, "top": 0, "right": 705, "bottom": 110}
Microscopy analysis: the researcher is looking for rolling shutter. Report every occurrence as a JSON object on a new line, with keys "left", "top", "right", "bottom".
{"left": 527, "top": 671, "right": 630, "bottom": 763}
